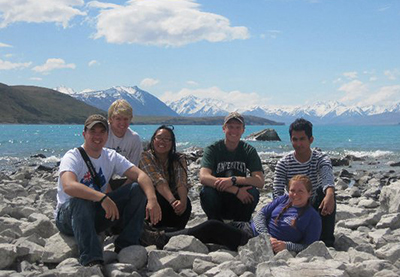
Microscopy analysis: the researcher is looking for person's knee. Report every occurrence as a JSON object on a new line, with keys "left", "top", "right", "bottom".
{"left": 127, "top": 183, "right": 146, "bottom": 204}
{"left": 200, "top": 187, "right": 220, "bottom": 208}
{"left": 69, "top": 198, "right": 96, "bottom": 217}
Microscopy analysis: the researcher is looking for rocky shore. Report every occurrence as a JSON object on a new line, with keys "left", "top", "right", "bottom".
{"left": 1, "top": 148, "right": 400, "bottom": 276}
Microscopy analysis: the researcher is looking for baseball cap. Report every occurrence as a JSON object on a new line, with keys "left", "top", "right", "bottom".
{"left": 84, "top": 114, "right": 109, "bottom": 132}
{"left": 224, "top": 112, "right": 245, "bottom": 126}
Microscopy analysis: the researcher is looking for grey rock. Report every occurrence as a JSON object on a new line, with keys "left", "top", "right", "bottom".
{"left": 349, "top": 186, "right": 361, "bottom": 197}
{"left": 148, "top": 250, "right": 211, "bottom": 272}
{"left": 216, "top": 260, "right": 247, "bottom": 276}
{"left": 0, "top": 243, "right": 17, "bottom": 269}
{"left": 245, "top": 129, "right": 281, "bottom": 141}
{"left": 375, "top": 243, "right": 400, "bottom": 263}
{"left": 334, "top": 233, "right": 358, "bottom": 251}
{"left": 296, "top": 241, "right": 332, "bottom": 260}
{"left": 379, "top": 180, "right": 400, "bottom": 213}
{"left": 358, "top": 199, "right": 379, "bottom": 208}
{"left": 376, "top": 213, "right": 400, "bottom": 229}
{"left": 208, "top": 251, "right": 235, "bottom": 264}
{"left": 237, "top": 233, "right": 274, "bottom": 271}
{"left": 192, "top": 258, "right": 216, "bottom": 275}
{"left": 338, "top": 212, "right": 382, "bottom": 229}
{"left": 256, "top": 259, "right": 347, "bottom": 277}
{"left": 346, "top": 259, "right": 398, "bottom": 277}
{"left": 150, "top": 267, "right": 180, "bottom": 277}
{"left": 117, "top": 245, "right": 147, "bottom": 269}
{"left": 213, "top": 269, "right": 237, "bottom": 277}
{"left": 15, "top": 238, "right": 44, "bottom": 263}
{"left": 179, "top": 269, "right": 199, "bottom": 277}
{"left": 20, "top": 213, "right": 57, "bottom": 238}
{"left": 272, "top": 249, "right": 294, "bottom": 261}
{"left": 239, "top": 272, "right": 255, "bottom": 277}
{"left": 164, "top": 235, "right": 209, "bottom": 254}
{"left": 42, "top": 232, "right": 78, "bottom": 263}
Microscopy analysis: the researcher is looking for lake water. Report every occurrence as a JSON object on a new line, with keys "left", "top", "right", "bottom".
{"left": 1, "top": 124, "right": 399, "bottom": 171}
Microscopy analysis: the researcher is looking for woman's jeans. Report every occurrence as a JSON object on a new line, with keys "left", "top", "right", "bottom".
{"left": 56, "top": 183, "right": 146, "bottom": 265}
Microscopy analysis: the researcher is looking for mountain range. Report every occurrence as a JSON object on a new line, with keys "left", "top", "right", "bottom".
{"left": 55, "top": 86, "right": 400, "bottom": 125}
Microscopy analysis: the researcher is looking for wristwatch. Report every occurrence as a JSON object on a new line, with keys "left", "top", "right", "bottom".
{"left": 231, "top": 176, "right": 237, "bottom": 186}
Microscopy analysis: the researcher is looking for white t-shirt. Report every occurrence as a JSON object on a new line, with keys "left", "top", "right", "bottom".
{"left": 105, "top": 127, "right": 143, "bottom": 166}
{"left": 55, "top": 147, "right": 133, "bottom": 217}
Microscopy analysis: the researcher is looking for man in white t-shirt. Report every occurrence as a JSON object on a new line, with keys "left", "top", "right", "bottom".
{"left": 55, "top": 114, "right": 161, "bottom": 267}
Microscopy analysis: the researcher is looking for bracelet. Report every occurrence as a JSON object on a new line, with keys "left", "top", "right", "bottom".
{"left": 99, "top": 194, "right": 108, "bottom": 204}
{"left": 169, "top": 198, "right": 176, "bottom": 205}
{"left": 235, "top": 187, "right": 240, "bottom": 196}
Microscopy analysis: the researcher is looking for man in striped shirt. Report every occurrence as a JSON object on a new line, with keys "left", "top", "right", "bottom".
{"left": 273, "top": 118, "right": 336, "bottom": 247}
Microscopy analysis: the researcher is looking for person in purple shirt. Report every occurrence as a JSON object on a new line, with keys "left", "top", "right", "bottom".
{"left": 141, "top": 175, "right": 321, "bottom": 253}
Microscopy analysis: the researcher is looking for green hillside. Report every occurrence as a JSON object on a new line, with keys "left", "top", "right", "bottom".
{"left": 0, "top": 83, "right": 105, "bottom": 124}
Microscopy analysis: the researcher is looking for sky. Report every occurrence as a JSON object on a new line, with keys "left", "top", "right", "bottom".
{"left": 1, "top": 0, "right": 400, "bottom": 109}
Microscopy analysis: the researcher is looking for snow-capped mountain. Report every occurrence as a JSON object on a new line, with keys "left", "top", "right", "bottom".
{"left": 243, "top": 101, "right": 400, "bottom": 125}
{"left": 168, "top": 96, "right": 400, "bottom": 125}
{"left": 166, "top": 95, "right": 235, "bottom": 117}
{"left": 54, "top": 85, "right": 77, "bottom": 95}
{"left": 55, "top": 86, "right": 178, "bottom": 116}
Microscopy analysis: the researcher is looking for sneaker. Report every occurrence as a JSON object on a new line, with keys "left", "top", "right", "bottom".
{"left": 139, "top": 228, "right": 167, "bottom": 249}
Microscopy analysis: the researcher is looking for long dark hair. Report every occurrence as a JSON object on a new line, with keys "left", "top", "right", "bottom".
{"left": 149, "top": 125, "right": 187, "bottom": 187}
{"left": 274, "top": 175, "right": 312, "bottom": 228}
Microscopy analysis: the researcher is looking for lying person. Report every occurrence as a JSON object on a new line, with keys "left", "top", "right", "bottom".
{"left": 141, "top": 174, "right": 321, "bottom": 253}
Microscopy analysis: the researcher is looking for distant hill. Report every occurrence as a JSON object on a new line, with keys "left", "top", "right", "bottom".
{"left": 133, "top": 115, "right": 284, "bottom": 125}
{"left": 0, "top": 83, "right": 105, "bottom": 124}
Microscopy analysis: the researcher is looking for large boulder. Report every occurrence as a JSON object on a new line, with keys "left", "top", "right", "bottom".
{"left": 245, "top": 129, "right": 281, "bottom": 141}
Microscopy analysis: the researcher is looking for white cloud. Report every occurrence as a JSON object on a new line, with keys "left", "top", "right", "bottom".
{"left": 261, "top": 30, "right": 281, "bottom": 39}
{"left": 88, "top": 60, "right": 99, "bottom": 67}
{"left": 384, "top": 69, "right": 400, "bottom": 80}
{"left": 140, "top": 78, "right": 159, "bottom": 88}
{"left": 338, "top": 80, "right": 368, "bottom": 103}
{"left": 88, "top": 0, "right": 249, "bottom": 47}
{"left": 32, "top": 58, "right": 76, "bottom": 73}
{"left": 343, "top": 71, "right": 358, "bottom": 79}
{"left": 0, "top": 59, "right": 31, "bottom": 70}
{"left": 0, "top": 0, "right": 86, "bottom": 28}
{"left": 30, "top": 77, "right": 42, "bottom": 81}
{"left": 0, "top": 42, "right": 11, "bottom": 47}
{"left": 186, "top": 80, "right": 198, "bottom": 86}
{"left": 160, "top": 86, "right": 267, "bottom": 109}
{"left": 358, "top": 85, "right": 400, "bottom": 107}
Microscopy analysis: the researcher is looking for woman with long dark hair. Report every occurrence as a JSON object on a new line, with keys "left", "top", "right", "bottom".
{"left": 139, "top": 125, "right": 191, "bottom": 230}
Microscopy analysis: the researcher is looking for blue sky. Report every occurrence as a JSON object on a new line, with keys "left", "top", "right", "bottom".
{"left": 1, "top": 0, "right": 399, "bottom": 109}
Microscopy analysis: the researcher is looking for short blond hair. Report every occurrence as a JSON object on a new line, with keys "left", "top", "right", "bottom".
{"left": 108, "top": 99, "right": 133, "bottom": 120}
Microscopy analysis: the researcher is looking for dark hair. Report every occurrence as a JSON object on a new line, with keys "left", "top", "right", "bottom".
{"left": 289, "top": 118, "right": 313, "bottom": 139}
{"left": 149, "top": 125, "right": 186, "bottom": 186}
{"left": 274, "top": 175, "right": 312, "bottom": 228}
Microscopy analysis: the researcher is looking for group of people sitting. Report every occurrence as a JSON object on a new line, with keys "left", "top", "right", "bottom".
{"left": 54, "top": 99, "right": 336, "bottom": 267}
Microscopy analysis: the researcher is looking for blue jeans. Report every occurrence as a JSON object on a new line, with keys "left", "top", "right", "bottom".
{"left": 200, "top": 186, "right": 259, "bottom": 222}
{"left": 56, "top": 183, "right": 146, "bottom": 265}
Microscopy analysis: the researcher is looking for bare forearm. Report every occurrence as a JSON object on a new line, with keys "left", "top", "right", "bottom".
{"left": 236, "top": 175, "right": 264, "bottom": 188}
{"left": 156, "top": 183, "right": 175, "bottom": 203}
{"left": 137, "top": 173, "right": 157, "bottom": 201}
